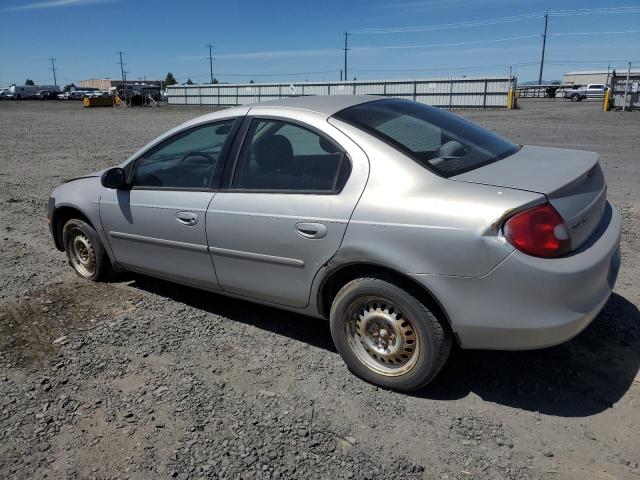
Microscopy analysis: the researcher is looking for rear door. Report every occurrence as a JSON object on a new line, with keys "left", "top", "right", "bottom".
{"left": 100, "top": 118, "right": 240, "bottom": 288}
{"left": 587, "top": 84, "right": 604, "bottom": 98}
{"left": 206, "top": 110, "right": 368, "bottom": 307}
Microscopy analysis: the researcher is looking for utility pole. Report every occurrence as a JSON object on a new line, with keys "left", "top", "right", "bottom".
{"left": 623, "top": 61, "right": 631, "bottom": 112}
{"left": 538, "top": 13, "right": 548, "bottom": 85}
{"left": 49, "top": 58, "right": 57, "bottom": 86}
{"left": 207, "top": 43, "right": 214, "bottom": 84}
{"left": 343, "top": 31, "right": 350, "bottom": 82}
{"left": 118, "top": 51, "right": 127, "bottom": 107}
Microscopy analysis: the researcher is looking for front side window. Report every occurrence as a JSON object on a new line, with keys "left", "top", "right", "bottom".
{"left": 232, "top": 119, "right": 347, "bottom": 192}
{"left": 132, "top": 119, "right": 235, "bottom": 188}
{"left": 333, "top": 99, "right": 520, "bottom": 177}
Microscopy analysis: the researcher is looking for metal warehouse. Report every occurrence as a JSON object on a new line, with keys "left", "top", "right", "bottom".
{"left": 563, "top": 69, "right": 640, "bottom": 85}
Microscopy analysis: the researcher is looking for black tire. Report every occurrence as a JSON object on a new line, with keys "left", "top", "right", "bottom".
{"left": 62, "top": 218, "right": 112, "bottom": 281}
{"left": 571, "top": 93, "right": 581, "bottom": 102}
{"left": 330, "top": 276, "right": 451, "bottom": 392}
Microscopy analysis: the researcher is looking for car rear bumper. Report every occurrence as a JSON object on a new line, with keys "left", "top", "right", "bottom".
{"left": 411, "top": 202, "right": 621, "bottom": 350}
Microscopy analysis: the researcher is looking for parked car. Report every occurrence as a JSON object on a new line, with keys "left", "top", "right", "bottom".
{"left": 47, "top": 96, "right": 621, "bottom": 391}
{"left": 8, "top": 84, "right": 60, "bottom": 100}
{"left": 36, "top": 90, "right": 58, "bottom": 100}
{"left": 564, "top": 84, "right": 609, "bottom": 102}
{"left": 67, "top": 90, "right": 88, "bottom": 100}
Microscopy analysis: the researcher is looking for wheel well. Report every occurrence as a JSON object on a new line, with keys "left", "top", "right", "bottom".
{"left": 318, "top": 263, "right": 455, "bottom": 337}
{"left": 51, "top": 206, "right": 93, "bottom": 251}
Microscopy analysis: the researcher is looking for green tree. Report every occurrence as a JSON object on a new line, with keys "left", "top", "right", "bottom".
{"left": 25, "top": 79, "right": 35, "bottom": 85}
{"left": 63, "top": 83, "right": 76, "bottom": 92}
{"left": 185, "top": 78, "right": 194, "bottom": 85}
{"left": 213, "top": 78, "right": 219, "bottom": 84}
{"left": 249, "top": 79, "right": 254, "bottom": 84}
{"left": 164, "top": 72, "right": 177, "bottom": 86}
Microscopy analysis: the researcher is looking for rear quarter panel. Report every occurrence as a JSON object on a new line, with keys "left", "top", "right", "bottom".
{"left": 328, "top": 118, "right": 545, "bottom": 278}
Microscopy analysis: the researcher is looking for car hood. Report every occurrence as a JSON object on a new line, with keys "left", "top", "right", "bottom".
{"left": 64, "top": 168, "right": 107, "bottom": 183}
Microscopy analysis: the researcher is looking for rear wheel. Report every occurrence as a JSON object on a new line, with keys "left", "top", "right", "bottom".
{"left": 571, "top": 93, "right": 581, "bottom": 102}
{"left": 330, "top": 277, "right": 451, "bottom": 392}
{"left": 62, "top": 219, "right": 111, "bottom": 281}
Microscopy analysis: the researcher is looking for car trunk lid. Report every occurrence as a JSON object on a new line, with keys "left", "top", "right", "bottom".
{"left": 451, "top": 145, "right": 607, "bottom": 249}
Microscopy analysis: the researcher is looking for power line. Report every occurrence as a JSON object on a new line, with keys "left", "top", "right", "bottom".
{"left": 352, "top": 62, "right": 539, "bottom": 73}
{"left": 346, "top": 30, "right": 639, "bottom": 71}
{"left": 352, "top": 34, "right": 539, "bottom": 51}
{"left": 355, "top": 13, "right": 542, "bottom": 34}
{"left": 545, "top": 59, "right": 640, "bottom": 63}
{"left": 546, "top": 6, "right": 640, "bottom": 16}
{"left": 353, "top": 6, "right": 640, "bottom": 34}
{"left": 176, "top": 69, "right": 341, "bottom": 81}
{"left": 550, "top": 29, "right": 640, "bottom": 36}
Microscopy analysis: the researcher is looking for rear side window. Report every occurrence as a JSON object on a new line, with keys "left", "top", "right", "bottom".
{"left": 333, "top": 99, "right": 519, "bottom": 177}
{"left": 232, "top": 119, "right": 349, "bottom": 192}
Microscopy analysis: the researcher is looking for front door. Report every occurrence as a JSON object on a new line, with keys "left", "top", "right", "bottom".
{"left": 206, "top": 115, "right": 368, "bottom": 307}
{"left": 100, "top": 118, "right": 238, "bottom": 288}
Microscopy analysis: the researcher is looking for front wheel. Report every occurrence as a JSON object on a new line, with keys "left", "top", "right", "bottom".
{"left": 571, "top": 93, "right": 581, "bottom": 102}
{"left": 330, "top": 277, "right": 451, "bottom": 392}
{"left": 62, "top": 219, "right": 112, "bottom": 281}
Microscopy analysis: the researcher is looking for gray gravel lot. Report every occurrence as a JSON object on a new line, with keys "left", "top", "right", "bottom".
{"left": 1, "top": 99, "right": 639, "bottom": 479}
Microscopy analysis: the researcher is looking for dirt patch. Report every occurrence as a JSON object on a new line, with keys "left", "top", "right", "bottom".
{"left": 0, "top": 281, "right": 140, "bottom": 367}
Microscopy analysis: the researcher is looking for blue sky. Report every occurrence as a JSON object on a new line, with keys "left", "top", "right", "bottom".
{"left": 0, "top": 0, "right": 638, "bottom": 86}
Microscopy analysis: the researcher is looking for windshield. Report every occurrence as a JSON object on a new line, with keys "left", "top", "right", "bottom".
{"left": 333, "top": 98, "right": 519, "bottom": 177}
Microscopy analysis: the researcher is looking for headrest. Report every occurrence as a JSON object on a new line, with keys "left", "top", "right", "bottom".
{"left": 254, "top": 135, "right": 293, "bottom": 172}
{"left": 319, "top": 136, "right": 340, "bottom": 154}
{"left": 437, "top": 140, "right": 466, "bottom": 158}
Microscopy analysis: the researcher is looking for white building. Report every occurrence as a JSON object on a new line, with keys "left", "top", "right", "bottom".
{"left": 563, "top": 69, "right": 640, "bottom": 85}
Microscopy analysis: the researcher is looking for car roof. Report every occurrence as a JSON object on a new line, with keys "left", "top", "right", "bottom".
{"left": 245, "top": 94, "right": 384, "bottom": 116}
{"left": 162, "top": 95, "right": 388, "bottom": 142}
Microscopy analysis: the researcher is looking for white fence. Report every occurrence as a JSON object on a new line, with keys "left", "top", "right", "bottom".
{"left": 167, "top": 76, "right": 514, "bottom": 109}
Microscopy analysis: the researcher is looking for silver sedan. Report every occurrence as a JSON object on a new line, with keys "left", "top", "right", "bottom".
{"left": 48, "top": 96, "right": 621, "bottom": 391}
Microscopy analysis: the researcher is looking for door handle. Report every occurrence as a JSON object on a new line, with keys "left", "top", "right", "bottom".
{"left": 295, "top": 222, "right": 327, "bottom": 239}
{"left": 176, "top": 211, "right": 198, "bottom": 226}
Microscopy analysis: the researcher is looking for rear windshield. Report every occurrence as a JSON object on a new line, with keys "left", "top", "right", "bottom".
{"left": 333, "top": 98, "right": 520, "bottom": 177}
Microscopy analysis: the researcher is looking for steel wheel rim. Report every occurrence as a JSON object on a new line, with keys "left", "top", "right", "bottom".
{"left": 345, "top": 296, "right": 420, "bottom": 377}
{"left": 68, "top": 228, "right": 96, "bottom": 277}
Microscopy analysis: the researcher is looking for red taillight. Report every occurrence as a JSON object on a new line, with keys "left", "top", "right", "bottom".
{"left": 503, "top": 203, "right": 571, "bottom": 258}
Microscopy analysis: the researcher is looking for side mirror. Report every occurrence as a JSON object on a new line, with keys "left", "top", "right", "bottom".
{"left": 101, "top": 167, "right": 127, "bottom": 189}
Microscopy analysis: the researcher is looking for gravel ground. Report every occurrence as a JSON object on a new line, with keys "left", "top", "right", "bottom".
{"left": 1, "top": 99, "right": 639, "bottom": 480}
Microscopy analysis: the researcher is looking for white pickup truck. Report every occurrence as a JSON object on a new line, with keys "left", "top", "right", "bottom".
{"left": 564, "top": 84, "right": 609, "bottom": 102}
